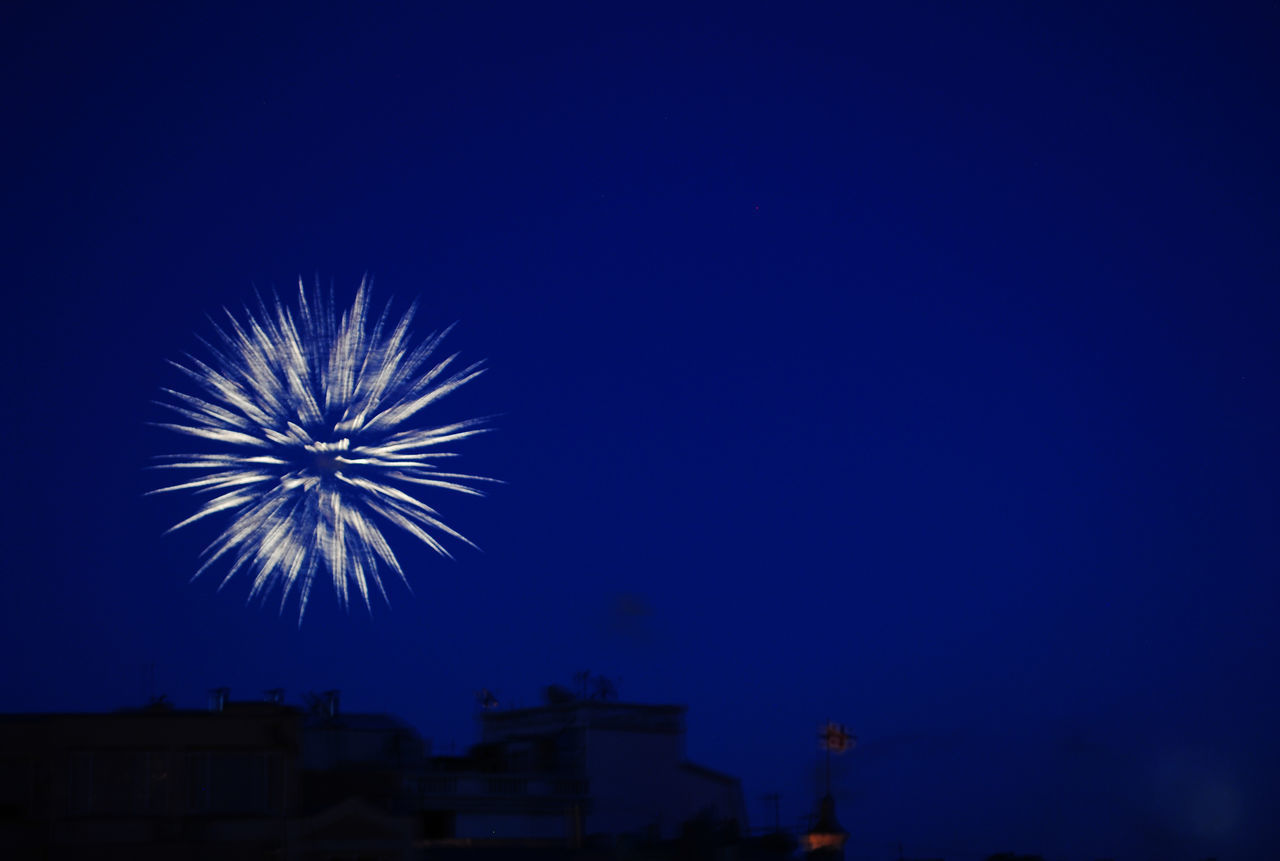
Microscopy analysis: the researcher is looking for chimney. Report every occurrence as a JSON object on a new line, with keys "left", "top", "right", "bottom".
{"left": 264, "top": 688, "right": 285, "bottom": 705}
{"left": 323, "top": 690, "right": 340, "bottom": 716}
{"left": 208, "top": 687, "right": 230, "bottom": 712}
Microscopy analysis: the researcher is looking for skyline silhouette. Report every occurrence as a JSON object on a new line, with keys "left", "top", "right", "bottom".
{"left": 3, "top": 3, "right": 1277, "bottom": 858}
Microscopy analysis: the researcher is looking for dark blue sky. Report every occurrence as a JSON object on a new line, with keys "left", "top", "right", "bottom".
{"left": 3, "top": 3, "right": 1278, "bottom": 859}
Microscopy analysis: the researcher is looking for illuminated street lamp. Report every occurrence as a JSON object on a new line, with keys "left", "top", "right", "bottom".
{"left": 818, "top": 722, "right": 855, "bottom": 795}
{"left": 804, "top": 722, "right": 854, "bottom": 859}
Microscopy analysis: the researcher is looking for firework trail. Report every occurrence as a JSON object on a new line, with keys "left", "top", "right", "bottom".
{"left": 151, "top": 279, "right": 494, "bottom": 621}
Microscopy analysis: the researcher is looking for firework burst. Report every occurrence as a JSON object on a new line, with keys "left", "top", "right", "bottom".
{"left": 151, "top": 278, "right": 494, "bottom": 621}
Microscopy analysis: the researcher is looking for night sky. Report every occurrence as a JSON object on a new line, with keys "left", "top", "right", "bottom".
{"left": 3, "top": 3, "right": 1278, "bottom": 859}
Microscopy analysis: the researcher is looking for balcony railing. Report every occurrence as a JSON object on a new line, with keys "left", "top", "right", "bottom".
{"left": 415, "top": 774, "right": 587, "bottom": 799}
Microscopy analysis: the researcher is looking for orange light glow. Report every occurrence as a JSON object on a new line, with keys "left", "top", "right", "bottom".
{"left": 804, "top": 832, "right": 846, "bottom": 851}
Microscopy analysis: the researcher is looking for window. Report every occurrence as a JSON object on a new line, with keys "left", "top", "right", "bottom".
{"left": 485, "top": 777, "right": 527, "bottom": 795}
{"left": 421, "top": 809, "right": 456, "bottom": 839}
{"left": 187, "top": 752, "right": 280, "bottom": 815}
{"left": 142, "top": 752, "right": 171, "bottom": 814}
{"left": 420, "top": 776, "right": 457, "bottom": 795}
{"left": 68, "top": 753, "right": 92, "bottom": 814}
{"left": 0, "top": 756, "right": 31, "bottom": 820}
{"left": 67, "top": 751, "right": 174, "bottom": 816}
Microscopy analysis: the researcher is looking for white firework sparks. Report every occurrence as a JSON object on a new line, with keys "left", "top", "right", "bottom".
{"left": 151, "top": 278, "right": 494, "bottom": 621}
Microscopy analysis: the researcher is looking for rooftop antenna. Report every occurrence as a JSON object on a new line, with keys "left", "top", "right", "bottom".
{"left": 590, "top": 675, "right": 617, "bottom": 701}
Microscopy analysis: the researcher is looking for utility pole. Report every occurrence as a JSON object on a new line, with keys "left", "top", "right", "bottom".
{"left": 761, "top": 793, "right": 781, "bottom": 832}
{"left": 826, "top": 737, "right": 832, "bottom": 795}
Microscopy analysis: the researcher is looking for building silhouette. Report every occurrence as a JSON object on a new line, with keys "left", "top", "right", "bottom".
{"left": 0, "top": 696, "right": 301, "bottom": 859}
{"left": 467, "top": 696, "right": 744, "bottom": 841}
{"left": 0, "top": 686, "right": 762, "bottom": 860}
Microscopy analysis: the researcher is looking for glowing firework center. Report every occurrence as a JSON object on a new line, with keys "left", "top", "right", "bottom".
{"left": 152, "top": 280, "right": 494, "bottom": 621}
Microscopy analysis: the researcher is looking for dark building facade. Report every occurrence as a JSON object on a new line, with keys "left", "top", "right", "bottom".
{"left": 0, "top": 700, "right": 300, "bottom": 859}
{"left": 0, "top": 690, "right": 755, "bottom": 860}
{"left": 472, "top": 699, "right": 745, "bottom": 841}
